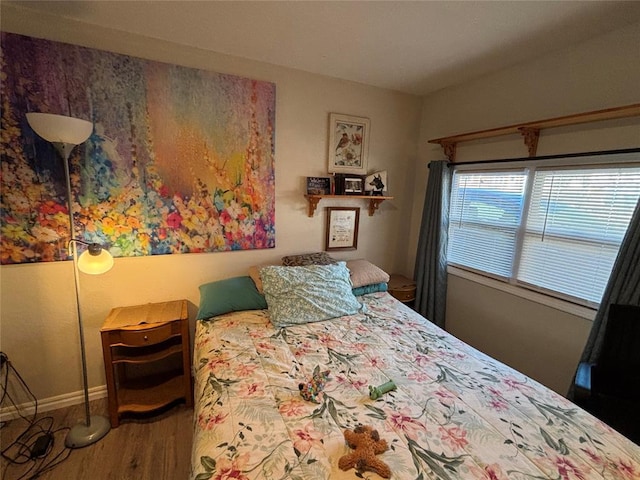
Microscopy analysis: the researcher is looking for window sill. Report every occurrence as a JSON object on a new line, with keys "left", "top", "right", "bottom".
{"left": 447, "top": 266, "right": 597, "bottom": 321}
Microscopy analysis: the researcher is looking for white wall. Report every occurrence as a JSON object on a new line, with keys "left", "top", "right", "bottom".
{"left": 0, "top": 4, "right": 422, "bottom": 404}
{"left": 411, "top": 22, "right": 640, "bottom": 394}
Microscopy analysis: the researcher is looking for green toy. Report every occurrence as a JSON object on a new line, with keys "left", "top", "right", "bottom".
{"left": 368, "top": 380, "right": 396, "bottom": 400}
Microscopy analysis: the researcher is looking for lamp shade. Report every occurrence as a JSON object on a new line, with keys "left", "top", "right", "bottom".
{"left": 77, "top": 248, "right": 114, "bottom": 275}
{"left": 26, "top": 113, "right": 93, "bottom": 145}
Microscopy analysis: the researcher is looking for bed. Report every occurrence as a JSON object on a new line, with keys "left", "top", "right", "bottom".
{"left": 190, "top": 260, "right": 639, "bottom": 480}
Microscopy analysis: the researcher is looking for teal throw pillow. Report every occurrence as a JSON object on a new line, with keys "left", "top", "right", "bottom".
{"left": 197, "top": 276, "right": 268, "bottom": 320}
{"left": 352, "top": 282, "right": 388, "bottom": 296}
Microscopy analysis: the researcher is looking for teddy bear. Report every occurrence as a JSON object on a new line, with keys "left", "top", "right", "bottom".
{"left": 338, "top": 425, "right": 391, "bottom": 478}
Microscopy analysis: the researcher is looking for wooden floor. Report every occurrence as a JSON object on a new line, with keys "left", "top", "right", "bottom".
{"left": 0, "top": 398, "right": 193, "bottom": 480}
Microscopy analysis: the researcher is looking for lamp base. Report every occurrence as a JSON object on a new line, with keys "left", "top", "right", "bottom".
{"left": 64, "top": 415, "right": 110, "bottom": 449}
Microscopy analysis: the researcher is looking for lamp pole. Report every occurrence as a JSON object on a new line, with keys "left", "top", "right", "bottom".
{"left": 60, "top": 142, "right": 112, "bottom": 449}
{"left": 57, "top": 141, "right": 92, "bottom": 438}
{"left": 26, "top": 113, "right": 111, "bottom": 448}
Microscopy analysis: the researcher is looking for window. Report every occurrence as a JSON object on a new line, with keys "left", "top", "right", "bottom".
{"left": 447, "top": 152, "right": 640, "bottom": 307}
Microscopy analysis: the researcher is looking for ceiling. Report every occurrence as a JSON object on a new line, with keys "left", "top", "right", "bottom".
{"left": 7, "top": 1, "right": 640, "bottom": 96}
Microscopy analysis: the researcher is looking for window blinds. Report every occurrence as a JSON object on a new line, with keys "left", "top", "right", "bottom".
{"left": 518, "top": 166, "right": 640, "bottom": 304}
{"left": 448, "top": 171, "right": 527, "bottom": 279}
{"left": 447, "top": 159, "right": 640, "bottom": 306}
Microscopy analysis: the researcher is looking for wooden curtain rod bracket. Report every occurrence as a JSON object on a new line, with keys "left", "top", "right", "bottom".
{"left": 428, "top": 103, "right": 640, "bottom": 162}
{"left": 519, "top": 127, "right": 540, "bottom": 157}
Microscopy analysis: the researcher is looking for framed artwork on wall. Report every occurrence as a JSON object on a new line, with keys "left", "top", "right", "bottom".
{"left": 325, "top": 207, "right": 360, "bottom": 251}
{"left": 327, "top": 113, "right": 370, "bottom": 174}
{"left": 1, "top": 32, "right": 276, "bottom": 264}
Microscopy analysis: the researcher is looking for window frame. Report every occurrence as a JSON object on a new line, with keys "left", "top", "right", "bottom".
{"left": 447, "top": 149, "right": 640, "bottom": 317}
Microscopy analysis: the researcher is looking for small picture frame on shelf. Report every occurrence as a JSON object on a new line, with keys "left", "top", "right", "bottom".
{"left": 333, "top": 174, "right": 346, "bottom": 195}
{"left": 364, "top": 171, "right": 387, "bottom": 196}
{"left": 306, "top": 176, "right": 331, "bottom": 195}
{"left": 344, "top": 176, "right": 364, "bottom": 195}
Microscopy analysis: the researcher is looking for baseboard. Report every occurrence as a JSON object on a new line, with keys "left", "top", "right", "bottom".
{"left": 0, "top": 385, "right": 108, "bottom": 422}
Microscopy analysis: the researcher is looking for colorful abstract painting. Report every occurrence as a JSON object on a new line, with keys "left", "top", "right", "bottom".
{"left": 0, "top": 33, "right": 276, "bottom": 264}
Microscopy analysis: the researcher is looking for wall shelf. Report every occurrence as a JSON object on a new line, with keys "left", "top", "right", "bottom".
{"left": 428, "top": 103, "right": 640, "bottom": 162}
{"left": 304, "top": 194, "right": 393, "bottom": 217}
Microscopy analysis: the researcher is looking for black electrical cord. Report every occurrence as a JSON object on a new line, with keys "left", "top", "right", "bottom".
{"left": 0, "top": 353, "right": 72, "bottom": 480}
{"left": 0, "top": 354, "right": 36, "bottom": 426}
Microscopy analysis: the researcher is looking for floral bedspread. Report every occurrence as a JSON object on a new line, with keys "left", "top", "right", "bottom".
{"left": 190, "top": 292, "right": 640, "bottom": 480}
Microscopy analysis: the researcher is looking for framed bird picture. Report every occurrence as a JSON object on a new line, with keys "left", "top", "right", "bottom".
{"left": 327, "top": 113, "right": 370, "bottom": 174}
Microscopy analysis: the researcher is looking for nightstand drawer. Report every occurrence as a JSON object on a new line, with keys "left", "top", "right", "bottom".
{"left": 390, "top": 287, "right": 416, "bottom": 302}
{"left": 116, "top": 323, "right": 175, "bottom": 346}
{"left": 388, "top": 274, "right": 417, "bottom": 304}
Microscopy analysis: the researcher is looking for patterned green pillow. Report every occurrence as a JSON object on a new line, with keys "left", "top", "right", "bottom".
{"left": 261, "top": 262, "right": 361, "bottom": 327}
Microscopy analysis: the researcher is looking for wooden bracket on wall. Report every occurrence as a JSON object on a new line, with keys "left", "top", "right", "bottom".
{"left": 306, "top": 196, "right": 321, "bottom": 217}
{"left": 519, "top": 127, "right": 540, "bottom": 157}
{"left": 428, "top": 103, "right": 640, "bottom": 162}
{"left": 368, "top": 197, "right": 386, "bottom": 216}
{"left": 437, "top": 141, "right": 457, "bottom": 162}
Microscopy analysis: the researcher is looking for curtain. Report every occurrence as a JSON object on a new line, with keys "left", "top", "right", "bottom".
{"left": 568, "top": 197, "right": 640, "bottom": 398}
{"left": 414, "top": 160, "right": 451, "bottom": 328}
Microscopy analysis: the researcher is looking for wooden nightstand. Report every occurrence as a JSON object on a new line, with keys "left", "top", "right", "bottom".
{"left": 100, "top": 299, "right": 193, "bottom": 428}
{"left": 388, "top": 274, "right": 417, "bottom": 304}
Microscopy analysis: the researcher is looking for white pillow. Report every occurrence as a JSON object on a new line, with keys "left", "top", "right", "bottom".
{"left": 346, "top": 259, "right": 390, "bottom": 288}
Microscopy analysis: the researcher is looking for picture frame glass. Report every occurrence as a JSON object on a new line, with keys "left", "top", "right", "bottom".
{"left": 364, "top": 171, "right": 387, "bottom": 195}
{"left": 327, "top": 113, "right": 370, "bottom": 174}
{"left": 325, "top": 207, "right": 360, "bottom": 251}
{"left": 306, "top": 176, "right": 331, "bottom": 195}
{"left": 344, "top": 177, "right": 363, "bottom": 194}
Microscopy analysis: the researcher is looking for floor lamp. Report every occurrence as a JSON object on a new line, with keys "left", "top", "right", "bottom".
{"left": 26, "top": 113, "right": 113, "bottom": 448}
